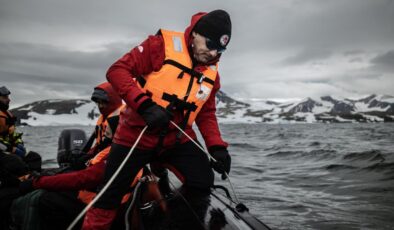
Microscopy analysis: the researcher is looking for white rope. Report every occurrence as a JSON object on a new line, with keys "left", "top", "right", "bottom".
{"left": 169, "top": 121, "right": 215, "bottom": 162}
{"left": 67, "top": 126, "right": 148, "bottom": 230}
{"left": 169, "top": 121, "right": 240, "bottom": 203}
{"left": 124, "top": 180, "right": 142, "bottom": 230}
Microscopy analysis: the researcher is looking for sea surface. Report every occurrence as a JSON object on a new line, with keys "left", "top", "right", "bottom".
{"left": 19, "top": 123, "right": 394, "bottom": 230}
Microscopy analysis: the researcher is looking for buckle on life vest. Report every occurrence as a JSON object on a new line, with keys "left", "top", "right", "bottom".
{"left": 162, "top": 93, "right": 197, "bottom": 112}
{"left": 197, "top": 75, "right": 205, "bottom": 84}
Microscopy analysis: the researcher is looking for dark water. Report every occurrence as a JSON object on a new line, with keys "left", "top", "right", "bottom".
{"left": 19, "top": 124, "right": 394, "bottom": 230}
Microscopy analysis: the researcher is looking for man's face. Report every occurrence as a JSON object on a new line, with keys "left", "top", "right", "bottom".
{"left": 191, "top": 32, "right": 219, "bottom": 64}
{"left": 0, "top": 95, "right": 10, "bottom": 107}
{"left": 95, "top": 100, "right": 108, "bottom": 115}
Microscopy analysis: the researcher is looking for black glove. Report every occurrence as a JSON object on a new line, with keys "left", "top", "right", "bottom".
{"left": 138, "top": 100, "right": 171, "bottom": 129}
{"left": 69, "top": 153, "right": 92, "bottom": 170}
{"left": 19, "top": 179, "right": 34, "bottom": 195}
{"left": 210, "top": 146, "right": 231, "bottom": 180}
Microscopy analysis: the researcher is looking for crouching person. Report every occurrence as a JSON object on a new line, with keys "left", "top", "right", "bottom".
{"left": 10, "top": 116, "right": 142, "bottom": 230}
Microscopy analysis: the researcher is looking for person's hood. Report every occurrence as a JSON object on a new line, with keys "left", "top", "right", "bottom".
{"left": 184, "top": 12, "right": 221, "bottom": 65}
{"left": 94, "top": 82, "right": 122, "bottom": 117}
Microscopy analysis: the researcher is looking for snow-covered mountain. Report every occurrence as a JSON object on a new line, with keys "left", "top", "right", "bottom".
{"left": 11, "top": 99, "right": 99, "bottom": 126}
{"left": 215, "top": 93, "right": 394, "bottom": 123}
{"left": 10, "top": 93, "right": 394, "bottom": 126}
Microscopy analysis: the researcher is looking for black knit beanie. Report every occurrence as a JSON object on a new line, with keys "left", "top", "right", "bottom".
{"left": 193, "top": 9, "right": 232, "bottom": 50}
{"left": 91, "top": 88, "right": 109, "bottom": 103}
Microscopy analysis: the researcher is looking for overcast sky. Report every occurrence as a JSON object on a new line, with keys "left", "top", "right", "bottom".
{"left": 1, "top": 0, "right": 393, "bottom": 107}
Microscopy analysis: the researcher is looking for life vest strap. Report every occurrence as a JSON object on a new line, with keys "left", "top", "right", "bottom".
{"left": 163, "top": 59, "right": 215, "bottom": 85}
{"left": 136, "top": 75, "right": 146, "bottom": 88}
{"left": 161, "top": 93, "right": 197, "bottom": 112}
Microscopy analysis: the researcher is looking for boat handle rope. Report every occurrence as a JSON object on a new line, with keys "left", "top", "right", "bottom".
{"left": 169, "top": 121, "right": 241, "bottom": 204}
{"left": 67, "top": 126, "right": 148, "bottom": 230}
{"left": 124, "top": 179, "right": 143, "bottom": 230}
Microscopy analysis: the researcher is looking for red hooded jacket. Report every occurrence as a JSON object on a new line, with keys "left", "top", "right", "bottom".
{"left": 107, "top": 12, "right": 228, "bottom": 151}
{"left": 94, "top": 82, "right": 122, "bottom": 118}
{"left": 87, "top": 82, "right": 123, "bottom": 155}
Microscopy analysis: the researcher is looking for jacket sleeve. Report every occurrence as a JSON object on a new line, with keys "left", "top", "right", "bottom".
{"left": 195, "top": 73, "right": 228, "bottom": 150}
{"left": 33, "top": 162, "right": 105, "bottom": 191}
{"left": 106, "top": 35, "right": 165, "bottom": 111}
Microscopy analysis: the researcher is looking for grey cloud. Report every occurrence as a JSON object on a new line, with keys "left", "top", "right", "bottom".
{"left": 371, "top": 50, "right": 394, "bottom": 71}
{"left": 282, "top": 48, "right": 332, "bottom": 65}
{"left": 1, "top": 0, "right": 394, "bottom": 105}
{"left": 344, "top": 50, "right": 366, "bottom": 56}
{"left": 0, "top": 42, "right": 131, "bottom": 71}
{"left": 0, "top": 70, "right": 60, "bottom": 84}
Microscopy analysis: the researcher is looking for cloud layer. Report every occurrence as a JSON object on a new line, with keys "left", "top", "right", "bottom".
{"left": 1, "top": 0, "right": 393, "bottom": 107}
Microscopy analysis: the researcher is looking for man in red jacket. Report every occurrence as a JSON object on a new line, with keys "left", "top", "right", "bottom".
{"left": 82, "top": 9, "right": 232, "bottom": 229}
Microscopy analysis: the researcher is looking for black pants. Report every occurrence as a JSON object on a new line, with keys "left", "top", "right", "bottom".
{"left": 0, "top": 188, "right": 19, "bottom": 230}
{"left": 39, "top": 191, "right": 85, "bottom": 230}
{"left": 38, "top": 191, "right": 128, "bottom": 230}
{"left": 94, "top": 141, "right": 214, "bottom": 209}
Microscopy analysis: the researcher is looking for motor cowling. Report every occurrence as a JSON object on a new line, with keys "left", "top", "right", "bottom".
{"left": 57, "top": 129, "right": 87, "bottom": 167}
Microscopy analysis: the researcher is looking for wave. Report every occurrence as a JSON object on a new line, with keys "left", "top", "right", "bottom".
{"left": 267, "top": 149, "right": 337, "bottom": 160}
{"left": 360, "top": 187, "right": 394, "bottom": 193}
{"left": 310, "top": 141, "right": 321, "bottom": 146}
{"left": 363, "top": 162, "right": 394, "bottom": 173}
{"left": 343, "top": 150, "right": 385, "bottom": 162}
{"left": 325, "top": 164, "right": 358, "bottom": 170}
{"left": 230, "top": 142, "right": 259, "bottom": 150}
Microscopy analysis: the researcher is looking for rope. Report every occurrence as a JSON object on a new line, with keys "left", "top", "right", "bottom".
{"left": 67, "top": 126, "right": 148, "bottom": 230}
{"left": 124, "top": 180, "right": 143, "bottom": 230}
{"left": 169, "top": 121, "right": 240, "bottom": 204}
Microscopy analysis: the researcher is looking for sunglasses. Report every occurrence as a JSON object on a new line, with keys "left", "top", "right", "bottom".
{"left": 205, "top": 37, "right": 226, "bottom": 54}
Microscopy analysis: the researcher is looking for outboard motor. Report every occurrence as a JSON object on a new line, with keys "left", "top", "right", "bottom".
{"left": 57, "top": 129, "right": 87, "bottom": 167}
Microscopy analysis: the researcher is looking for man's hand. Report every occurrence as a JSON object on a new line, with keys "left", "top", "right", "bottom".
{"left": 210, "top": 146, "right": 231, "bottom": 180}
{"left": 70, "top": 153, "right": 92, "bottom": 170}
{"left": 140, "top": 103, "right": 171, "bottom": 129}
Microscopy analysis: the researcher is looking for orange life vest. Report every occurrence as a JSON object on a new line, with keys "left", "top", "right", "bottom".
{"left": 94, "top": 105, "right": 124, "bottom": 145}
{"left": 77, "top": 146, "right": 143, "bottom": 204}
{"left": 136, "top": 29, "right": 219, "bottom": 127}
{"left": 0, "top": 110, "right": 15, "bottom": 135}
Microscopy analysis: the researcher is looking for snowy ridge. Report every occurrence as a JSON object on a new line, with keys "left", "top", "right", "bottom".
{"left": 216, "top": 93, "right": 394, "bottom": 123}
{"left": 10, "top": 93, "right": 394, "bottom": 126}
{"left": 11, "top": 99, "right": 99, "bottom": 126}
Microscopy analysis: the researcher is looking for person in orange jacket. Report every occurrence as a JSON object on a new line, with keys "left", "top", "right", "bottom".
{"left": 82, "top": 9, "right": 232, "bottom": 230}
{"left": 59, "top": 82, "right": 124, "bottom": 170}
